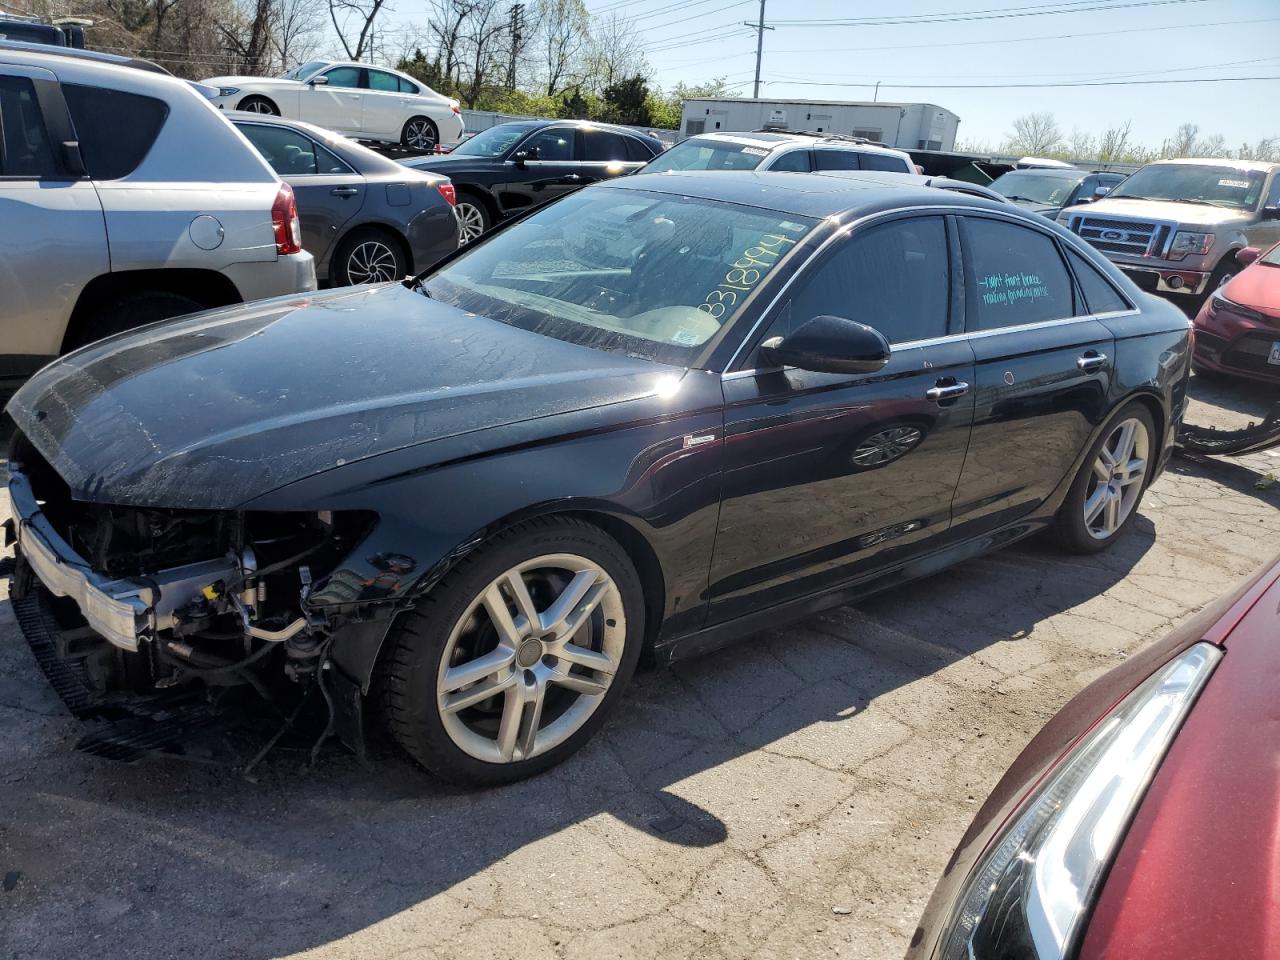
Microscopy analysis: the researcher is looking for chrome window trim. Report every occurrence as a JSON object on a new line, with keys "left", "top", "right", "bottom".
{"left": 723, "top": 203, "right": 1137, "bottom": 373}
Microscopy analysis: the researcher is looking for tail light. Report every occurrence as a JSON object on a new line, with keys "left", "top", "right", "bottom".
{"left": 450, "top": 100, "right": 461, "bottom": 116}
{"left": 271, "top": 183, "right": 303, "bottom": 256}
{"left": 436, "top": 182, "right": 456, "bottom": 206}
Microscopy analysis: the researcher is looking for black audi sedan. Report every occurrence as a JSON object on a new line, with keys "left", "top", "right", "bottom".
{"left": 4, "top": 170, "right": 1190, "bottom": 786}
{"left": 229, "top": 112, "right": 460, "bottom": 285}
{"left": 401, "top": 118, "right": 664, "bottom": 243}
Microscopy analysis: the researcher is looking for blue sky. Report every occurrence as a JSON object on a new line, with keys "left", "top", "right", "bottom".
{"left": 588, "top": 0, "right": 1280, "bottom": 150}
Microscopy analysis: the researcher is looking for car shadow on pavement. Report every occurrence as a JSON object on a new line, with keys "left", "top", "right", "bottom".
{"left": 0, "top": 518, "right": 1156, "bottom": 960}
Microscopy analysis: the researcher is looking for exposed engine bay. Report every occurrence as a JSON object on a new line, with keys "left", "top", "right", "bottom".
{"left": 5, "top": 431, "right": 383, "bottom": 763}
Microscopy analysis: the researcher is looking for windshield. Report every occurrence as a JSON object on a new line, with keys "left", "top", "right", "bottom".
{"left": 643, "top": 138, "right": 771, "bottom": 173}
{"left": 419, "top": 188, "right": 816, "bottom": 365}
{"left": 1110, "top": 163, "right": 1266, "bottom": 210}
{"left": 990, "top": 170, "right": 1079, "bottom": 205}
{"left": 451, "top": 122, "right": 541, "bottom": 158}
{"left": 280, "top": 61, "right": 328, "bottom": 81}
{"left": 1262, "top": 243, "right": 1280, "bottom": 267}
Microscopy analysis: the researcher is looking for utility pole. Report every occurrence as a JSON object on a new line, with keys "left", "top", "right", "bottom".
{"left": 506, "top": 3, "right": 525, "bottom": 91}
{"left": 744, "top": 0, "right": 773, "bottom": 98}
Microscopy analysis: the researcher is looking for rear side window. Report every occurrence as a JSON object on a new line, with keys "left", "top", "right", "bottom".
{"left": 814, "top": 149, "right": 860, "bottom": 171}
{"left": 583, "top": 129, "right": 629, "bottom": 161}
{"left": 63, "top": 84, "right": 167, "bottom": 180}
{"left": 1067, "top": 247, "right": 1131, "bottom": 314}
{"left": 398, "top": 77, "right": 420, "bottom": 94}
{"left": 783, "top": 216, "right": 950, "bottom": 345}
{"left": 0, "top": 75, "right": 58, "bottom": 177}
{"left": 237, "top": 123, "right": 352, "bottom": 176}
{"left": 859, "top": 152, "right": 909, "bottom": 173}
{"left": 769, "top": 149, "right": 812, "bottom": 172}
{"left": 366, "top": 70, "right": 399, "bottom": 92}
{"left": 963, "top": 217, "right": 1075, "bottom": 330}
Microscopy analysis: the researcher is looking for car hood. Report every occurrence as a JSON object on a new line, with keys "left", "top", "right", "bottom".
{"left": 6, "top": 285, "right": 672, "bottom": 510}
{"left": 1062, "top": 197, "right": 1255, "bottom": 227}
{"left": 1222, "top": 262, "right": 1280, "bottom": 319}
{"left": 204, "top": 75, "right": 301, "bottom": 90}
{"left": 1006, "top": 198, "right": 1061, "bottom": 217}
{"left": 403, "top": 154, "right": 496, "bottom": 173}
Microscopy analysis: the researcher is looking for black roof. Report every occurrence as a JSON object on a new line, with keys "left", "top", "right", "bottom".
{"left": 606, "top": 169, "right": 1012, "bottom": 220}
{"left": 481, "top": 117, "right": 665, "bottom": 147}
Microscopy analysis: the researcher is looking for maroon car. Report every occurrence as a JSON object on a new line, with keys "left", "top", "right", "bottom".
{"left": 909, "top": 554, "right": 1280, "bottom": 960}
{"left": 1192, "top": 241, "right": 1280, "bottom": 382}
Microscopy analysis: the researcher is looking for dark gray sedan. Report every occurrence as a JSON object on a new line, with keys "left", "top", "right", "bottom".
{"left": 230, "top": 112, "right": 459, "bottom": 285}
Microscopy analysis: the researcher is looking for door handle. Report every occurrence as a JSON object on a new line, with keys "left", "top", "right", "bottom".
{"left": 1077, "top": 351, "right": 1108, "bottom": 371}
{"left": 563, "top": 174, "right": 581, "bottom": 182}
{"left": 330, "top": 187, "right": 359, "bottom": 197}
{"left": 925, "top": 379, "right": 970, "bottom": 401}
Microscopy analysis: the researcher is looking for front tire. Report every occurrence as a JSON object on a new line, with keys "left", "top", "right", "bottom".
{"left": 1051, "top": 402, "right": 1156, "bottom": 554}
{"left": 237, "top": 95, "right": 278, "bottom": 115}
{"left": 377, "top": 518, "right": 645, "bottom": 786}
{"left": 401, "top": 116, "right": 438, "bottom": 152}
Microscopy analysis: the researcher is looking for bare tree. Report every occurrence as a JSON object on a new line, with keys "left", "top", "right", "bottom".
{"left": 1237, "top": 136, "right": 1280, "bottom": 162}
{"left": 218, "top": 0, "right": 275, "bottom": 73}
{"left": 1163, "top": 122, "right": 1200, "bottom": 158}
{"left": 534, "top": 0, "right": 588, "bottom": 96}
{"left": 1066, "top": 127, "right": 1096, "bottom": 160}
{"left": 1096, "top": 120, "right": 1133, "bottom": 163}
{"left": 329, "top": 0, "right": 386, "bottom": 61}
{"left": 458, "top": 0, "right": 506, "bottom": 106}
{"left": 1005, "top": 112, "right": 1063, "bottom": 155}
{"left": 584, "top": 11, "right": 646, "bottom": 95}
{"left": 428, "top": 0, "right": 470, "bottom": 91}
{"left": 273, "top": 0, "right": 325, "bottom": 69}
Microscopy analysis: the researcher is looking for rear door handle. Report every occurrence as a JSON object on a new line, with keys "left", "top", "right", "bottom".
{"left": 1077, "top": 351, "right": 1108, "bottom": 371}
{"left": 331, "top": 186, "right": 359, "bottom": 197}
{"left": 926, "top": 379, "right": 970, "bottom": 401}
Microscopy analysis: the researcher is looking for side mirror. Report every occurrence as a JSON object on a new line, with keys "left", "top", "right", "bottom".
{"left": 1262, "top": 205, "right": 1280, "bottom": 222}
{"left": 1237, "top": 246, "right": 1262, "bottom": 266}
{"left": 759, "top": 315, "right": 891, "bottom": 375}
{"left": 309, "top": 74, "right": 328, "bottom": 86}
{"left": 512, "top": 146, "right": 537, "bottom": 165}
{"left": 1092, "top": 185, "right": 1112, "bottom": 200}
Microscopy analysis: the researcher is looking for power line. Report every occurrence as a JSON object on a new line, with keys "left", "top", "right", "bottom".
{"left": 768, "top": 75, "right": 1280, "bottom": 91}
{"left": 766, "top": 0, "right": 1211, "bottom": 27}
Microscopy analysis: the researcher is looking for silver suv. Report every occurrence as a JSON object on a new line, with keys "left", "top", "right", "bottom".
{"left": 642, "top": 130, "right": 916, "bottom": 175}
{"left": 1058, "top": 158, "right": 1280, "bottom": 305}
{"left": 0, "top": 44, "right": 316, "bottom": 396}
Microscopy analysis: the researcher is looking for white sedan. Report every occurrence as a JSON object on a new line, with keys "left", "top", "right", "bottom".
{"left": 202, "top": 61, "right": 464, "bottom": 151}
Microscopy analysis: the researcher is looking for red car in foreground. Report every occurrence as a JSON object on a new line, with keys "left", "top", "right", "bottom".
{"left": 908, "top": 554, "right": 1280, "bottom": 960}
{"left": 1192, "top": 241, "right": 1280, "bottom": 382}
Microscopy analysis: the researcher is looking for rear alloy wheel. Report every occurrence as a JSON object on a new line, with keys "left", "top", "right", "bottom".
{"left": 378, "top": 519, "right": 644, "bottom": 786}
{"left": 331, "top": 229, "right": 407, "bottom": 286}
{"left": 237, "top": 95, "right": 278, "bottom": 115}
{"left": 453, "top": 196, "right": 489, "bottom": 245}
{"left": 401, "top": 116, "right": 438, "bottom": 152}
{"left": 1052, "top": 402, "right": 1155, "bottom": 554}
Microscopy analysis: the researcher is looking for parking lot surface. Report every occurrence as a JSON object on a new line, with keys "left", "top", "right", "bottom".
{"left": 1, "top": 375, "right": 1277, "bottom": 960}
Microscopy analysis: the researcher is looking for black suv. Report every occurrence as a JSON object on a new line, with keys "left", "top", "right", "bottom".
{"left": 402, "top": 118, "right": 664, "bottom": 243}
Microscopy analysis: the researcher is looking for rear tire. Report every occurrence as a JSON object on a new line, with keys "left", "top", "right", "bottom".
{"left": 330, "top": 228, "right": 408, "bottom": 286}
{"left": 454, "top": 191, "right": 490, "bottom": 245}
{"left": 66, "top": 290, "right": 204, "bottom": 351}
{"left": 401, "top": 116, "right": 438, "bottom": 152}
{"left": 236, "top": 95, "right": 279, "bottom": 115}
{"left": 377, "top": 517, "right": 645, "bottom": 787}
{"left": 1051, "top": 402, "right": 1156, "bottom": 554}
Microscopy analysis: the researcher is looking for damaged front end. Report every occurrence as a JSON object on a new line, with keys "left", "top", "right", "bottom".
{"left": 4, "top": 431, "right": 388, "bottom": 764}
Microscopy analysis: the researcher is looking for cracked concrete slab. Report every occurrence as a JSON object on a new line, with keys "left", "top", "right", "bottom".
{"left": 1, "top": 374, "right": 1278, "bottom": 960}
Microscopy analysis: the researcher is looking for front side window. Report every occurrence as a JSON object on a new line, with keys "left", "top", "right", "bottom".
{"left": 643, "top": 137, "right": 769, "bottom": 173}
{"left": 779, "top": 216, "right": 950, "bottom": 345}
{"left": 522, "top": 127, "right": 574, "bottom": 162}
{"left": 1109, "top": 163, "right": 1266, "bottom": 211}
{"left": 322, "top": 67, "right": 362, "bottom": 90}
{"left": 963, "top": 217, "right": 1075, "bottom": 330}
{"left": 769, "top": 149, "right": 812, "bottom": 172}
{"left": 237, "top": 123, "right": 351, "bottom": 175}
{"left": 583, "top": 129, "right": 629, "bottom": 162}
{"left": 366, "top": 70, "right": 399, "bottom": 92}
{"left": 419, "top": 188, "right": 816, "bottom": 365}
{"left": 0, "top": 75, "right": 57, "bottom": 178}
{"left": 63, "top": 84, "right": 167, "bottom": 180}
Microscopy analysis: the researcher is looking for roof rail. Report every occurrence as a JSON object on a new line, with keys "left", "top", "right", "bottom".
{"left": 0, "top": 39, "right": 168, "bottom": 73}
{"left": 752, "top": 128, "right": 889, "bottom": 147}
{"left": 922, "top": 177, "right": 1009, "bottom": 203}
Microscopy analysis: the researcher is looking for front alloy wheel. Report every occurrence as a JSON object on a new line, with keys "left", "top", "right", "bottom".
{"left": 378, "top": 518, "right": 643, "bottom": 785}
{"left": 437, "top": 555, "right": 625, "bottom": 764}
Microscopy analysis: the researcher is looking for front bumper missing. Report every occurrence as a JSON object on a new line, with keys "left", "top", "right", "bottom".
{"left": 8, "top": 468, "right": 237, "bottom": 652}
{"left": 1117, "top": 265, "right": 1210, "bottom": 297}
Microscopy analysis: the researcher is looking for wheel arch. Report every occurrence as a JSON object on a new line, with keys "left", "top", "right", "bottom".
{"left": 331, "top": 221, "right": 413, "bottom": 277}
{"left": 454, "top": 184, "right": 499, "bottom": 223}
{"left": 62, "top": 269, "right": 242, "bottom": 354}
{"left": 237, "top": 93, "right": 279, "bottom": 114}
